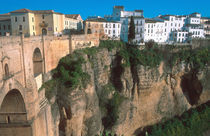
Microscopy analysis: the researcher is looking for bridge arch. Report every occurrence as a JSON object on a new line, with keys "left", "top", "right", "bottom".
{"left": 33, "top": 48, "right": 43, "bottom": 77}
{"left": 0, "top": 89, "right": 32, "bottom": 136}
{"left": 0, "top": 89, "right": 27, "bottom": 123}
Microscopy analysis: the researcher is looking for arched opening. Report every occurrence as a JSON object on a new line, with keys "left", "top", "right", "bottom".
{"left": 33, "top": 48, "right": 43, "bottom": 77}
{"left": 0, "top": 89, "right": 32, "bottom": 136}
{"left": 87, "top": 28, "right": 92, "bottom": 34}
{"left": 4, "top": 63, "right": 9, "bottom": 78}
{"left": 42, "top": 28, "right": 47, "bottom": 35}
{"left": 0, "top": 89, "right": 27, "bottom": 123}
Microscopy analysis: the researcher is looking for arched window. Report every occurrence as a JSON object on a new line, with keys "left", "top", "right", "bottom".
{"left": 33, "top": 48, "right": 43, "bottom": 77}
{"left": 42, "top": 28, "right": 47, "bottom": 35}
{"left": 4, "top": 64, "right": 9, "bottom": 78}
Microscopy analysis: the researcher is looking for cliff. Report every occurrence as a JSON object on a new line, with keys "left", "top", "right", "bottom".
{"left": 44, "top": 41, "right": 210, "bottom": 136}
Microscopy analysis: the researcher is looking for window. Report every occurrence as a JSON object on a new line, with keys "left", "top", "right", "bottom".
{"left": 3, "top": 25, "right": 6, "bottom": 30}
{"left": 0, "top": 24, "right": 1, "bottom": 30}
{"left": 42, "top": 15, "right": 45, "bottom": 19}
{"left": 32, "top": 17, "right": 34, "bottom": 22}
{"left": 5, "top": 64, "right": 9, "bottom": 77}
{"left": 113, "top": 24, "right": 115, "bottom": 28}
{"left": 8, "top": 25, "right": 10, "bottom": 30}
{"left": 23, "top": 16, "right": 25, "bottom": 22}
{"left": 15, "top": 17, "right": 17, "bottom": 22}
{"left": 165, "top": 23, "right": 167, "bottom": 26}
{"left": 0, "top": 32, "right": 1, "bottom": 36}
{"left": 33, "top": 25, "right": 35, "bottom": 30}
{"left": 113, "top": 30, "right": 115, "bottom": 34}
{"left": 19, "top": 25, "right": 22, "bottom": 31}
{"left": 171, "top": 23, "right": 173, "bottom": 26}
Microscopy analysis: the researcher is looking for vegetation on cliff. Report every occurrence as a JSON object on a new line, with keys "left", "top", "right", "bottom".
{"left": 167, "top": 45, "right": 210, "bottom": 70}
{"left": 41, "top": 40, "right": 210, "bottom": 135}
{"left": 147, "top": 101, "right": 210, "bottom": 136}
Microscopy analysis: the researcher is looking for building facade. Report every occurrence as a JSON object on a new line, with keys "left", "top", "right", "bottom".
{"left": 0, "top": 13, "right": 11, "bottom": 36}
{"left": 105, "top": 6, "right": 145, "bottom": 44}
{"left": 201, "top": 17, "right": 210, "bottom": 38}
{"left": 0, "top": 9, "right": 83, "bottom": 37}
{"left": 84, "top": 17, "right": 121, "bottom": 40}
{"left": 64, "top": 14, "right": 83, "bottom": 34}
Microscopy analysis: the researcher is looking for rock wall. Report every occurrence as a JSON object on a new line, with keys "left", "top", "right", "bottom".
{"left": 52, "top": 47, "right": 210, "bottom": 136}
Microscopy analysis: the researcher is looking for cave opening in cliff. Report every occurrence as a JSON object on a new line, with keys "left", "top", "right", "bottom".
{"left": 110, "top": 54, "right": 124, "bottom": 92}
{"left": 180, "top": 72, "right": 203, "bottom": 105}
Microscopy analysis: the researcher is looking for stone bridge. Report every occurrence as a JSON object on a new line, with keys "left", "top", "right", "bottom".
{"left": 0, "top": 34, "right": 99, "bottom": 136}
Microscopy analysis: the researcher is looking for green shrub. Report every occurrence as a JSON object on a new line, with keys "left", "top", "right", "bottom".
{"left": 149, "top": 103, "right": 210, "bottom": 136}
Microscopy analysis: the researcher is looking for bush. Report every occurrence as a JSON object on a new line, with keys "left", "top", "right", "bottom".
{"left": 149, "top": 103, "right": 210, "bottom": 136}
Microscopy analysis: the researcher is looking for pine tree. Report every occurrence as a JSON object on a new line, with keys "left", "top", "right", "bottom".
{"left": 128, "top": 16, "right": 135, "bottom": 43}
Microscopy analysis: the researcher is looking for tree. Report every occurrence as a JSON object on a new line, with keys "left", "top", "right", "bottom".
{"left": 128, "top": 16, "right": 135, "bottom": 43}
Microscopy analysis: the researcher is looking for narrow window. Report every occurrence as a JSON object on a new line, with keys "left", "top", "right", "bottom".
{"left": 3, "top": 25, "right": 6, "bottom": 30}
{"left": 32, "top": 17, "right": 34, "bottom": 22}
{"left": 42, "top": 15, "right": 45, "bottom": 19}
{"left": 23, "top": 16, "right": 25, "bottom": 22}
{"left": 7, "top": 116, "right": 10, "bottom": 123}
{"left": 15, "top": 17, "right": 17, "bottom": 22}
{"left": 8, "top": 25, "right": 10, "bottom": 30}
{"left": 5, "top": 64, "right": 9, "bottom": 77}
{"left": 19, "top": 25, "right": 22, "bottom": 30}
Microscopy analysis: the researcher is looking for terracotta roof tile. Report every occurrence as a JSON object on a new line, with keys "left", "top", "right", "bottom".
{"left": 10, "top": 8, "right": 32, "bottom": 13}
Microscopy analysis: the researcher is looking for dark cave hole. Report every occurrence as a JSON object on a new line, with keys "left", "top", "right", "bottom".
{"left": 180, "top": 72, "right": 203, "bottom": 105}
{"left": 110, "top": 54, "right": 124, "bottom": 92}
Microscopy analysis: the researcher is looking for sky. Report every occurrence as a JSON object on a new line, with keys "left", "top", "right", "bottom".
{"left": 0, "top": 0, "right": 209, "bottom": 19}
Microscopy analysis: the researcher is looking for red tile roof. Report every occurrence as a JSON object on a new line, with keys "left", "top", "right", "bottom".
{"left": 10, "top": 8, "right": 32, "bottom": 13}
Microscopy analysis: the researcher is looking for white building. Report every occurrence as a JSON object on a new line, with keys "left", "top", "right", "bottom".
{"left": 201, "top": 17, "right": 210, "bottom": 38}
{"left": 170, "top": 30, "right": 188, "bottom": 43}
{"left": 105, "top": 6, "right": 144, "bottom": 44}
{"left": 144, "top": 18, "right": 167, "bottom": 43}
{"left": 103, "top": 21, "right": 121, "bottom": 40}
{"left": 64, "top": 14, "right": 83, "bottom": 34}
{"left": 157, "top": 12, "right": 205, "bottom": 43}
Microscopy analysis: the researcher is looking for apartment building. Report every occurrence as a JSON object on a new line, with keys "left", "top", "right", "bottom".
{"left": 64, "top": 14, "right": 83, "bottom": 34}
{"left": 0, "top": 13, "right": 11, "bottom": 36}
{"left": 201, "top": 17, "right": 210, "bottom": 38}
{"left": 144, "top": 12, "right": 205, "bottom": 43}
{"left": 0, "top": 8, "right": 83, "bottom": 36}
{"left": 105, "top": 6, "right": 145, "bottom": 44}
{"left": 84, "top": 17, "right": 121, "bottom": 40}
{"left": 144, "top": 18, "right": 167, "bottom": 43}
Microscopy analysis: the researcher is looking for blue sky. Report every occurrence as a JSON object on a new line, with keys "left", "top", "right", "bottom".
{"left": 0, "top": 0, "right": 209, "bottom": 19}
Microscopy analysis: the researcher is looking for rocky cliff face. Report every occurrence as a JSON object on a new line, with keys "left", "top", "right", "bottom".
{"left": 49, "top": 46, "right": 210, "bottom": 136}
